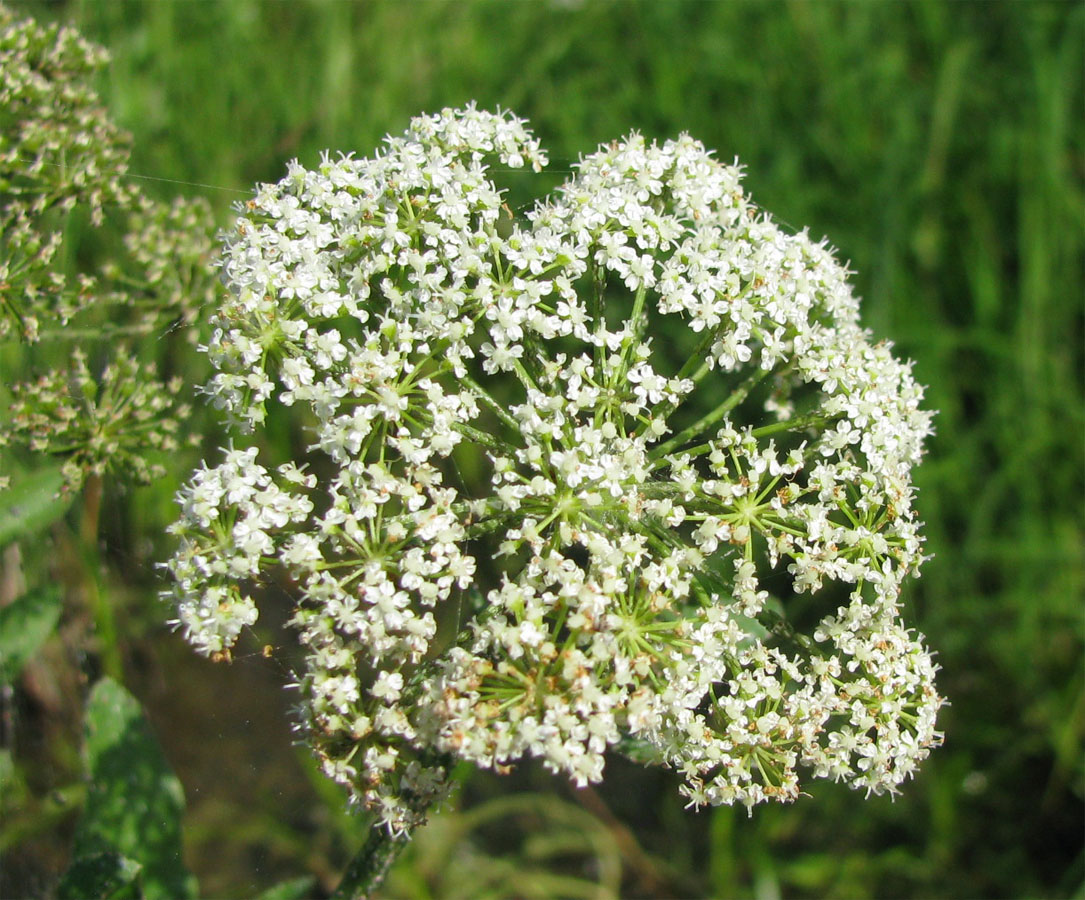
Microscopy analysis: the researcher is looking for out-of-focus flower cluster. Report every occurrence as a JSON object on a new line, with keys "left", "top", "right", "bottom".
{"left": 0, "top": 3, "right": 217, "bottom": 491}
{"left": 166, "top": 105, "right": 944, "bottom": 835}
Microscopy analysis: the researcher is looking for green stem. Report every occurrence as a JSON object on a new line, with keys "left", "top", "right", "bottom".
{"left": 647, "top": 325, "right": 719, "bottom": 423}
{"left": 459, "top": 371, "right": 521, "bottom": 434}
{"left": 750, "top": 412, "right": 838, "bottom": 439}
{"left": 79, "top": 472, "right": 102, "bottom": 547}
{"left": 510, "top": 355, "right": 540, "bottom": 395}
{"left": 615, "top": 282, "right": 649, "bottom": 379}
{"left": 79, "top": 473, "right": 123, "bottom": 682}
{"left": 331, "top": 824, "right": 412, "bottom": 899}
{"left": 649, "top": 366, "right": 771, "bottom": 461}
{"left": 588, "top": 260, "right": 607, "bottom": 372}
{"left": 35, "top": 323, "right": 159, "bottom": 340}
{"left": 450, "top": 419, "right": 513, "bottom": 453}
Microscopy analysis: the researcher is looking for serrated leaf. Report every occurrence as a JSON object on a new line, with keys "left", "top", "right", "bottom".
{"left": 56, "top": 850, "right": 143, "bottom": 900}
{"left": 0, "top": 464, "right": 73, "bottom": 546}
{"left": 71, "top": 678, "right": 197, "bottom": 900}
{"left": 0, "top": 585, "right": 62, "bottom": 684}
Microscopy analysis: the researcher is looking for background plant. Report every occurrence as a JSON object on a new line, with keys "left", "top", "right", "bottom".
{"left": 0, "top": 2, "right": 218, "bottom": 492}
{"left": 0, "top": 4, "right": 218, "bottom": 894}
{"left": 2, "top": 2, "right": 1081, "bottom": 899}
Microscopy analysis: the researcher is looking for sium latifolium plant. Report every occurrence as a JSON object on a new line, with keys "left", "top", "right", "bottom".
{"left": 0, "top": 2, "right": 217, "bottom": 494}
{"left": 164, "top": 106, "right": 945, "bottom": 892}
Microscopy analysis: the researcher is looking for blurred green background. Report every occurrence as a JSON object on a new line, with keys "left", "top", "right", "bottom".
{"left": 4, "top": 0, "right": 1082, "bottom": 897}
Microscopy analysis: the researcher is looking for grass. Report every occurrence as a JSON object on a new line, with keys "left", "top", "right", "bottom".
{"left": 3, "top": 0, "right": 1083, "bottom": 897}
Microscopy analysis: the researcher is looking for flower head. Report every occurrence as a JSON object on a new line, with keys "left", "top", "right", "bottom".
{"left": 166, "top": 105, "right": 943, "bottom": 833}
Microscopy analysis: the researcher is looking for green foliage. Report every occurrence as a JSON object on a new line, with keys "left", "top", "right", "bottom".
{"left": 0, "top": 583, "right": 60, "bottom": 683}
{"left": 0, "top": 463, "right": 71, "bottom": 547}
{"left": 57, "top": 850, "right": 143, "bottom": 900}
{"left": 66, "top": 678, "right": 197, "bottom": 900}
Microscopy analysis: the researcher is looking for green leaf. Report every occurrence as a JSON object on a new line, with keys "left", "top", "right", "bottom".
{"left": 256, "top": 876, "right": 318, "bottom": 900}
{"left": 0, "top": 464, "right": 73, "bottom": 546}
{"left": 0, "top": 585, "right": 62, "bottom": 684}
{"left": 56, "top": 851, "right": 143, "bottom": 900}
{"left": 70, "top": 678, "right": 198, "bottom": 900}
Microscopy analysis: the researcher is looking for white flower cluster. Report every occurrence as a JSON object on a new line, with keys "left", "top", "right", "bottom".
{"left": 166, "top": 106, "right": 943, "bottom": 834}
{"left": 0, "top": 3, "right": 218, "bottom": 492}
